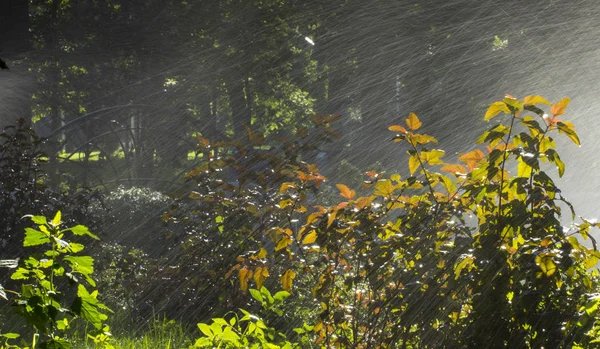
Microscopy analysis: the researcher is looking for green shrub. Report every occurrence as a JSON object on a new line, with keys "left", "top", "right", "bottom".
{"left": 2, "top": 212, "right": 112, "bottom": 349}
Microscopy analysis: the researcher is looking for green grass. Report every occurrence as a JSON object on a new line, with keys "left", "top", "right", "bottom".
{"left": 75, "top": 317, "right": 193, "bottom": 349}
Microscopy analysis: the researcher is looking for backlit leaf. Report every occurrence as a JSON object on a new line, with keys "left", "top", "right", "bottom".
{"left": 336, "top": 184, "right": 356, "bottom": 199}
{"left": 52, "top": 211, "right": 62, "bottom": 226}
{"left": 484, "top": 102, "right": 510, "bottom": 120}
{"left": 24, "top": 228, "right": 50, "bottom": 247}
{"left": 535, "top": 255, "right": 556, "bottom": 277}
{"left": 441, "top": 164, "right": 467, "bottom": 176}
{"left": 388, "top": 125, "right": 407, "bottom": 133}
{"left": 408, "top": 154, "right": 420, "bottom": 175}
{"left": 253, "top": 267, "right": 269, "bottom": 289}
{"left": 459, "top": 149, "right": 485, "bottom": 171}
{"left": 239, "top": 268, "right": 253, "bottom": 292}
{"left": 523, "top": 95, "right": 551, "bottom": 106}
{"left": 405, "top": 112, "right": 422, "bottom": 130}
{"left": 302, "top": 230, "right": 317, "bottom": 245}
{"left": 281, "top": 269, "right": 296, "bottom": 291}
{"left": 551, "top": 97, "right": 570, "bottom": 117}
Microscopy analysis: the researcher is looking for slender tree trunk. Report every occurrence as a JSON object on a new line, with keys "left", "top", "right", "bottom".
{"left": 225, "top": 74, "right": 252, "bottom": 141}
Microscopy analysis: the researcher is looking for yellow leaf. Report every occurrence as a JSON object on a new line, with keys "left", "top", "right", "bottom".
{"left": 405, "top": 112, "right": 422, "bottom": 130}
{"left": 336, "top": 183, "right": 356, "bottom": 199}
{"left": 412, "top": 134, "right": 437, "bottom": 145}
{"left": 52, "top": 211, "right": 61, "bottom": 226}
{"left": 327, "top": 209, "right": 337, "bottom": 229}
{"left": 374, "top": 180, "right": 395, "bottom": 197}
{"left": 280, "top": 269, "right": 296, "bottom": 291}
{"left": 388, "top": 125, "right": 407, "bottom": 133}
{"left": 523, "top": 95, "right": 551, "bottom": 105}
{"left": 551, "top": 97, "right": 570, "bottom": 116}
{"left": 421, "top": 149, "right": 445, "bottom": 165}
{"left": 239, "top": 268, "right": 253, "bottom": 292}
{"left": 253, "top": 266, "right": 269, "bottom": 289}
{"left": 256, "top": 248, "right": 267, "bottom": 259}
{"left": 484, "top": 101, "right": 510, "bottom": 120}
{"left": 280, "top": 182, "right": 297, "bottom": 193}
{"left": 535, "top": 255, "right": 556, "bottom": 277}
{"left": 302, "top": 230, "right": 317, "bottom": 245}
{"left": 275, "top": 235, "right": 292, "bottom": 251}
{"left": 408, "top": 154, "right": 420, "bottom": 175}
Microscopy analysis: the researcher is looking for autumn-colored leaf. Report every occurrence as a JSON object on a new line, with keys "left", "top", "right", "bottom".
{"left": 484, "top": 101, "right": 510, "bottom": 120}
{"left": 239, "top": 267, "right": 253, "bottom": 292}
{"left": 374, "top": 179, "right": 395, "bottom": 197}
{"left": 389, "top": 125, "right": 408, "bottom": 133}
{"left": 196, "top": 136, "right": 210, "bottom": 147}
{"left": 280, "top": 182, "right": 297, "bottom": 193}
{"left": 412, "top": 134, "right": 437, "bottom": 145}
{"left": 302, "top": 230, "right": 318, "bottom": 245}
{"left": 459, "top": 149, "right": 485, "bottom": 171}
{"left": 408, "top": 154, "right": 420, "bottom": 175}
{"left": 441, "top": 164, "right": 467, "bottom": 176}
{"left": 336, "top": 183, "right": 356, "bottom": 199}
{"left": 550, "top": 97, "right": 570, "bottom": 117}
{"left": 253, "top": 266, "right": 269, "bottom": 289}
{"left": 535, "top": 255, "right": 556, "bottom": 277}
{"left": 281, "top": 269, "right": 296, "bottom": 291}
{"left": 523, "top": 95, "right": 551, "bottom": 106}
{"left": 405, "top": 112, "right": 422, "bottom": 130}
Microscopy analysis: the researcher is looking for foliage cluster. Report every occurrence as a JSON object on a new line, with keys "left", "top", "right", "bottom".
{"left": 186, "top": 95, "right": 600, "bottom": 348}
{"left": 3, "top": 96, "right": 600, "bottom": 349}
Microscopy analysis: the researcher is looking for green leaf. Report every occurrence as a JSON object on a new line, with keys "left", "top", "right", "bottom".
{"left": 273, "top": 290, "right": 290, "bottom": 302}
{"left": 0, "top": 333, "right": 19, "bottom": 339}
{"left": 197, "top": 323, "right": 213, "bottom": 337}
{"left": 250, "top": 289, "right": 264, "bottom": 303}
{"left": 68, "top": 225, "right": 99, "bottom": 240}
{"left": 52, "top": 211, "right": 62, "bottom": 226}
{"left": 71, "top": 284, "right": 108, "bottom": 330}
{"left": 29, "top": 215, "right": 47, "bottom": 225}
{"left": 24, "top": 228, "right": 51, "bottom": 247}
{"left": 64, "top": 256, "right": 95, "bottom": 276}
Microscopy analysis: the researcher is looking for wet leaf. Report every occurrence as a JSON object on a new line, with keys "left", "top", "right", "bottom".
{"left": 535, "top": 255, "right": 556, "bottom": 277}
{"left": 281, "top": 269, "right": 296, "bottom": 291}
{"left": 523, "top": 95, "right": 551, "bottom": 106}
{"left": 405, "top": 112, "right": 422, "bottom": 130}
{"left": 239, "top": 268, "right": 253, "bottom": 292}
{"left": 484, "top": 102, "right": 510, "bottom": 120}
{"left": 388, "top": 125, "right": 407, "bottom": 133}
{"left": 459, "top": 149, "right": 485, "bottom": 171}
{"left": 302, "top": 230, "right": 317, "bottom": 245}
{"left": 551, "top": 97, "right": 570, "bottom": 117}
{"left": 336, "top": 183, "right": 356, "bottom": 199}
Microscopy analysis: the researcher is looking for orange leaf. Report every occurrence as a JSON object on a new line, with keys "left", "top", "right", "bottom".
{"left": 459, "top": 149, "right": 485, "bottom": 171}
{"left": 389, "top": 125, "right": 407, "bottom": 133}
{"left": 405, "top": 112, "right": 422, "bottom": 130}
{"left": 253, "top": 266, "right": 269, "bottom": 289}
{"left": 441, "top": 164, "right": 467, "bottom": 176}
{"left": 239, "top": 267, "right": 253, "bottom": 292}
{"left": 336, "top": 183, "right": 356, "bottom": 199}
{"left": 550, "top": 97, "right": 570, "bottom": 117}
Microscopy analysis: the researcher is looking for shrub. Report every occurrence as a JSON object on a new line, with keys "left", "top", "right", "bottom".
{"left": 227, "top": 95, "right": 600, "bottom": 348}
